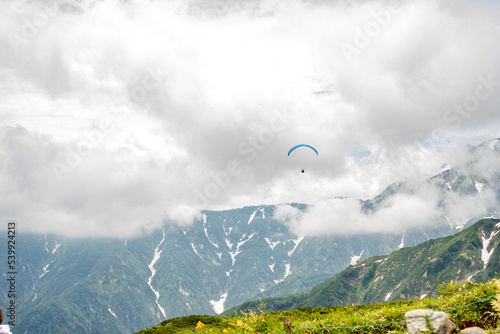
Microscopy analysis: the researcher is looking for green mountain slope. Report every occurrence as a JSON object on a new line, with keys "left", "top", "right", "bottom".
{"left": 224, "top": 218, "right": 500, "bottom": 314}
{"left": 12, "top": 236, "right": 162, "bottom": 334}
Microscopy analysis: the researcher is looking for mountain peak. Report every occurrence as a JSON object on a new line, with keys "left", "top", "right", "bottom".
{"left": 477, "top": 138, "right": 500, "bottom": 151}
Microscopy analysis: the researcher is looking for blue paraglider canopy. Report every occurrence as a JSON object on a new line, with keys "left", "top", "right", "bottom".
{"left": 287, "top": 144, "right": 318, "bottom": 156}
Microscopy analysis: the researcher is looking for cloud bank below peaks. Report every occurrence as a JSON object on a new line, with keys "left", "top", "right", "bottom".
{"left": 275, "top": 145, "right": 500, "bottom": 236}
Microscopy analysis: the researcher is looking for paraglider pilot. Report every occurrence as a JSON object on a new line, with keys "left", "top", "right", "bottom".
{"left": 288, "top": 145, "right": 317, "bottom": 174}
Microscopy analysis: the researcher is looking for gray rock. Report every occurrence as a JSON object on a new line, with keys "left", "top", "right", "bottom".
{"left": 406, "top": 309, "right": 450, "bottom": 334}
{"left": 448, "top": 319, "right": 456, "bottom": 333}
{"left": 460, "top": 327, "right": 486, "bottom": 334}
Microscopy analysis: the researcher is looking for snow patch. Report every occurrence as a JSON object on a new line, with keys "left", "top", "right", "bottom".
{"left": 265, "top": 237, "right": 281, "bottom": 250}
{"left": 481, "top": 229, "right": 499, "bottom": 269}
{"left": 224, "top": 226, "right": 233, "bottom": 237}
{"left": 399, "top": 234, "right": 405, "bottom": 249}
{"left": 108, "top": 308, "right": 118, "bottom": 318}
{"left": 248, "top": 209, "right": 259, "bottom": 224}
{"left": 237, "top": 232, "right": 256, "bottom": 249}
{"left": 449, "top": 176, "right": 459, "bottom": 190}
{"left": 467, "top": 271, "right": 479, "bottom": 282}
{"left": 350, "top": 250, "right": 364, "bottom": 266}
{"left": 225, "top": 239, "right": 233, "bottom": 250}
{"left": 148, "top": 230, "right": 166, "bottom": 318}
{"left": 384, "top": 282, "right": 402, "bottom": 302}
{"left": 210, "top": 293, "right": 228, "bottom": 314}
{"left": 202, "top": 215, "right": 219, "bottom": 249}
{"left": 420, "top": 294, "right": 427, "bottom": 299}
{"left": 190, "top": 243, "right": 203, "bottom": 260}
{"left": 287, "top": 235, "right": 304, "bottom": 257}
{"left": 474, "top": 179, "right": 485, "bottom": 193}
{"left": 228, "top": 233, "right": 257, "bottom": 266}
{"left": 39, "top": 264, "right": 50, "bottom": 278}
{"left": 269, "top": 263, "right": 275, "bottom": 272}
{"left": 179, "top": 285, "right": 190, "bottom": 296}
{"left": 204, "top": 227, "right": 219, "bottom": 249}
{"left": 284, "top": 263, "right": 292, "bottom": 278}
{"left": 274, "top": 263, "right": 292, "bottom": 284}
{"left": 229, "top": 249, "right": 241, "bottom": 266}
{"left": 260, "top": 208, "right": 265, "bottom": 220}
{"left": 489, "top": 139, "right": 500, "bottom": 149}
{"left": 52, "top": 242, "right": 60, "bottom": 254}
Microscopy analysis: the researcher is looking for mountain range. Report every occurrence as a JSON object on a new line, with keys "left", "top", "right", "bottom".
{"left": 1, "top": 139, "right": 499, "bottom": 333}
{"left": 224, "top": 217, "right": 500, "bottom": 315}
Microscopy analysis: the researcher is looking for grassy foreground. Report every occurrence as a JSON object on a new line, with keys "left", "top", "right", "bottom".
{"left": 135, "top": 280, "right": 500, "bottom": 333}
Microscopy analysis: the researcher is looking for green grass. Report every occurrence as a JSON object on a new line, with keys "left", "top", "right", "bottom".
{"left": 134, "top": 280, "right": 500, "bottom": 333}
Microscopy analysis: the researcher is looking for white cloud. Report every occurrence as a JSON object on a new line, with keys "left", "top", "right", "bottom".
{"left": 283, "top": 181, "right": 498, "bottom": 236}
{"left": 284, "top": 193, "right": 440, "bottom": 236}
{"left": 166, "top": 204, "right": 202, "bottom": 226}
{"left": 272, "top": 204, "right": 302, "bottom": 223}
{"left": 0, "top": 0, "right": 499, "bottom": 237}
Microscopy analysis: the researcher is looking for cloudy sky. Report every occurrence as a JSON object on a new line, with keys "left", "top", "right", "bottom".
{"left": 1, "top": 0, "right": 499, "bottom": 238}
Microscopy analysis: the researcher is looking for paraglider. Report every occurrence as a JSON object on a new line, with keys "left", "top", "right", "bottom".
{"left": 288, "top": 144, "right": 318, "bottom": 173}
{"left": 287, "top": 144, "right": 319, "bottom": 156}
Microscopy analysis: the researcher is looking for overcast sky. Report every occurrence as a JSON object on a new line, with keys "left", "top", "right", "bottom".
{"left": 1, "top": 0, "right": 499, "bottom": 238}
